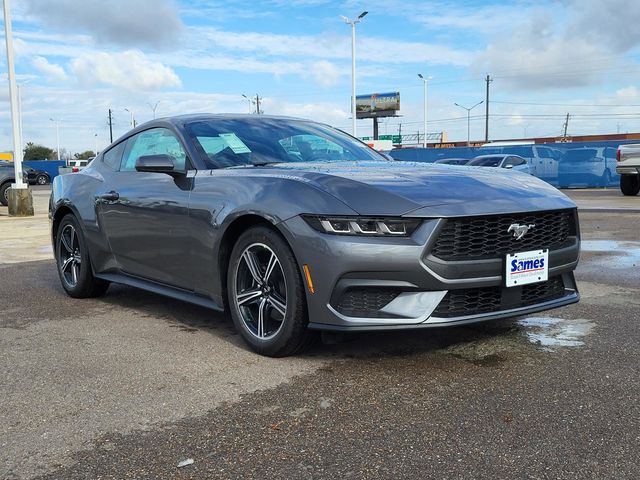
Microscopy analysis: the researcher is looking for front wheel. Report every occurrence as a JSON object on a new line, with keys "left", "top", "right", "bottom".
{"left": 227, "top": 226, "right": 316, "bottom": 357}
{"left": 620, "top": 174, "right": 640, "bottom": 196}
{"left": 55, "top": 214, "right": 110, "bottom": 298}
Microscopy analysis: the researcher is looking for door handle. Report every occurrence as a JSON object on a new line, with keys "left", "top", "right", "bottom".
{"left": 97, "top": 191, "right": 120, "bottom": 202}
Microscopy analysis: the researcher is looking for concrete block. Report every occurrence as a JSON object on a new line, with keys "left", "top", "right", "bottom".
{"left": 8, "top": 187, "right": 34, "bottom": 217}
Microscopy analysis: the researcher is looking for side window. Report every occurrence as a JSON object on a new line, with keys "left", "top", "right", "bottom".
{"left": 505, "top": 156, "right": 525, "bottom": 166}
{"left": 121, "top": 128, "right": 187, "bottom": 172}
{"left": 102, "top": 141, "right": 126, "bottom": 170}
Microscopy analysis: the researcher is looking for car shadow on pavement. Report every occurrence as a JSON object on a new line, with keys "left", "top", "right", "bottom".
{"left": 97, "top": 282, "right": 521, "bottom": 362}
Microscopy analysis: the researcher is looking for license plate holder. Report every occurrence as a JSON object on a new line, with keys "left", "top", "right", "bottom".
{"left": 505, "top": 249, "right": 549, "bottom": 287}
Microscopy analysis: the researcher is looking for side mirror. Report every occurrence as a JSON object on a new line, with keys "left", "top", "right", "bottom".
{"left": 504, "top": 164, "right": 514, "bottom": 169}
{"left": 135, "top": 154, "right": 184, "bottom": 175}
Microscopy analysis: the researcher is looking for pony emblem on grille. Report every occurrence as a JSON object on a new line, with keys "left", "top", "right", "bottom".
{"left": 508, "top": 223, "right": 535, "bottom": 240}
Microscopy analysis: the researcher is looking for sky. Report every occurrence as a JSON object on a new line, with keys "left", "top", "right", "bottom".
{"left": 2, "top": 0, "right": 640, "bottom": 154}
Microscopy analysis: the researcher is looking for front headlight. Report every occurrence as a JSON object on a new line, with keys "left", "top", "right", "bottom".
{"left": 302, "top": 215, "right": 421, "bottom": 237}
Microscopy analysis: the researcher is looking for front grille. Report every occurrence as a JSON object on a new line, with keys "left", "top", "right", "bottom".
{"left": 433, "top": 276, "right": 566, "bottom": 318}
{"left": 431, "top": 210, "right": 574, "bottom": 261}
{"left": 432, "top": 286, "right": 502, "bottom": 318}
{"left": 521, "top": 276, "right": 566, "bottom": 305}
{"left": 335, "top": 288, "right": 399, "bottom": 318}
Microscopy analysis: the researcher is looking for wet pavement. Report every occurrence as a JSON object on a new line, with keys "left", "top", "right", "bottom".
{"left": 0, "top": 202, "right": 639, "bottom": 478}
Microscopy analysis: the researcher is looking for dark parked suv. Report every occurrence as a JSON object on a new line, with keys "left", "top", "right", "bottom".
{"left": 0, "top": 162, "right": 17, "bottom": 206}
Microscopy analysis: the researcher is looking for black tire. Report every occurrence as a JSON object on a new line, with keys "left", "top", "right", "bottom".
{"left": 55, "top": 213, "right": 110, "bottom": 298}
{"left": 0, "top": 182, "right": 10, "bottom": 206}
{"left": 227, "top": 225, "right": 316, "bottom": 357}
{"left": 36, "top": 174, "right": 49, "bottom": 185}
{"left": 620, "top": 174, "right": 640, "bottom": 196}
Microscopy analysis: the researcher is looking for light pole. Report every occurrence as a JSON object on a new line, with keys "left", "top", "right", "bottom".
{"left": 242, "top": 94, "right": 255, "bottom": 114}
{"left": 3, "top": 0, "right": 29, "bottom": 205}
{"left": 418, "top": 73, "right": 432, "bottom": 148}
{"left": 49, "top": 118, "right": 61, "bottom": 160}
{"left": 124, "top": 108, "right": 136, "bottom": 129}
{"left": 147, "top": 101, "right": 160, "bottom": 119}
{"left": 94, "top": 133, "right": 98, "bottom": 155}
{"left": 341, "top": 10, "right": 368, "bottom": 138}
{"left": 454, "top": 101, "right": 483, "bottom": 147}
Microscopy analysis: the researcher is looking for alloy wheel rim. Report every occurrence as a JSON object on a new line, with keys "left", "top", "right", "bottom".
{"left": 58, "top": 224, "right": 82, "bottom": 288}
{"left": 234, "top": 243, "right": 287, "bottom": 340}
{"left": 37, "top": 176, "right": 47, "bottom": 184}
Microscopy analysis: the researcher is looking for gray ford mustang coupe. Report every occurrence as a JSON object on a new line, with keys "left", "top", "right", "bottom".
{"left": 50, "top": 114, "right": 580, "bottom": 356}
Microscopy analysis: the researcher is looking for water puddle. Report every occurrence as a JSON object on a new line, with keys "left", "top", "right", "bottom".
{"left": 517, "top": 316, "right": 594, "bottom": 351}
{"left": 581, "top": 239, "right": 640, "bottom": 268}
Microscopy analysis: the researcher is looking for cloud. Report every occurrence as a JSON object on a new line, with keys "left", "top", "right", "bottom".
{"left": 308, "top": 61, "right": 341, "bottom": 87}
{"left": 23, "top": 0, "right": 183, "bottom": 48}
{"left": 71, "top": 50, "right": 181, "bottom": 90}
{"left": 191, "top": 27, "right": 471, "bottom": 66}
{"left": 471, "top": 1, "right": 640, "bottom": 91}
{"left": 31, "top": 56, "right": 67, "bottom": 80}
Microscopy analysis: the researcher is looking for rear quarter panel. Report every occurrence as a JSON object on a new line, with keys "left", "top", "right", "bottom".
{"left": 50, "top": 168, "right": 117, "bottom": 273}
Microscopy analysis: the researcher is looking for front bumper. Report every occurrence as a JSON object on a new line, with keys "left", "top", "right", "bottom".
{"left": 282, "top": 212, "right": 580, "bottom": 331}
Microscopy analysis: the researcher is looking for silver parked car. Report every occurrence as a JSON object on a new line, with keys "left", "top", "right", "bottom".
{"left": 467, "top": 154, "right": 531, "bottom": 174}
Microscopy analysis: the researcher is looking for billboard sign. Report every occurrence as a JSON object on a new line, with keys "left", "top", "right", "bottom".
{"left": 356, "top": 92, "right": 400, "bottom": 118}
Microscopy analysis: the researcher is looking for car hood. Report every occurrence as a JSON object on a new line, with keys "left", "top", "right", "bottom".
{"left": 268, "top": 161, "right": 576, "bottom": 216}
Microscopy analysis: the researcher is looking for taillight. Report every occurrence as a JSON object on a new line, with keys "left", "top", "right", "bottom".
{"left": 72, "top": 167, "right": 79, "bottom": 173}
{"left": 616, "top": 149, "right": 621, "bottom": 162}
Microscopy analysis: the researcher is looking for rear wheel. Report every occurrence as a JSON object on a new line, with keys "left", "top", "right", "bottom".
{"left": 55, "top": 214, "right": 110, "bottom": 298}
{"left": 0, "top": 182, "right": 10, "bottom": 206}
{"left": 36, "top": 174, "right": 49, "bottom": 185}
{"left": 620, "top": 174, "right": 640, "bottom": 196}
{"left": 227, "top": 226, "right": 316, "bottom": 357}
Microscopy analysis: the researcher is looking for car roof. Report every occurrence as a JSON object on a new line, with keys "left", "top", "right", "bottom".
{"left": 472, "top": 154, "right": 508, "bottom": 159}
{"left": 108, "top": 114, "right": 323, "bottom": 150}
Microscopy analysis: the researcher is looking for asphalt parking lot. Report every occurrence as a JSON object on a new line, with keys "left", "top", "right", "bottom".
{"left": 1, "top": 186, "right": 639, "bottom": 479}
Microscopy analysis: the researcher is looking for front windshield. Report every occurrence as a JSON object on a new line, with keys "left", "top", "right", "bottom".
{"left": 467, "top": 157, "right": 503, "bottom": 167}
{"left": 185, "top": 118, "right": 386, "bottom": 168}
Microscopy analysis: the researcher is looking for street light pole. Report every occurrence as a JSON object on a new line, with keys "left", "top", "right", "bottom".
{"left": 124, "top": 108, "right": 135, "bottom": 129}
{"left": 418, "top": 74, "right": 432, "bottom": 148}
{"left": 94, "top": 133, "right": 98, "bottom": 155}
{"left": 49, "top": 118, "right": 60, "bottom": 160}
{"left": 3, "top": 0, "right": 26, "bottom": 191}
{"left": 242, "top": 94, "right": 256, "bottom": 114}
{"left": 342, "top": 11, "right": 368, "bottom": 138}
{"left": 147, "top": 101, "right": 160, "bottom": 119}
{"left": 454, "top": 101, "right": 483, "bottom": 147}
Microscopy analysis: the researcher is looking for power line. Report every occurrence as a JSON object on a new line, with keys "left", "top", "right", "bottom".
{"left": 492, "top": 100, "right": 640, "bottom": 107}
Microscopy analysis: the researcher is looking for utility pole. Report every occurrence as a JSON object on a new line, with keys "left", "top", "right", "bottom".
{"left": 398, "top": 123, "right": 402, "bottom": 145}
{"left": 255, "top": 94, "right": 262, "bottom": 114}
{"left": 108, "top": 108, "right": 113, "bottom": 143}
{"left": 484, "top": 75, "right": 492, "bottom": 143}
{"left": 562, "top": 113, "right": 570, "bottom": 139}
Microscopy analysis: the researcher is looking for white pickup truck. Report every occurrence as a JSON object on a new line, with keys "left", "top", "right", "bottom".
{"left": 616, "top": 144, "right": 640, "bottom": 196}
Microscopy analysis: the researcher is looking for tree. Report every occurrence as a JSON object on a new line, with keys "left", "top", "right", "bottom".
{"left": 23, "top": 142, "right": 55, "bottom": 161}
{"left": 74, "top": 150, "right": 96, "bottom": 160}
